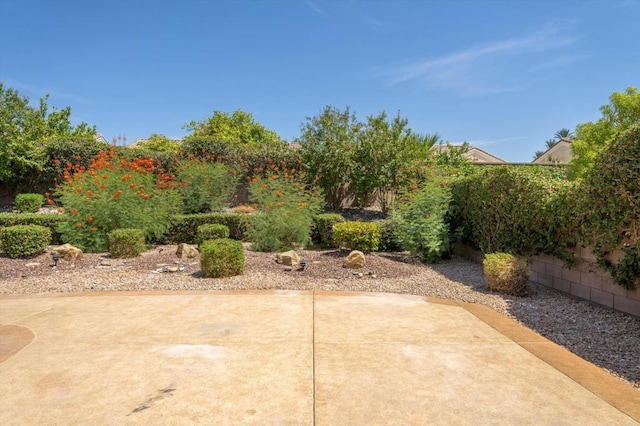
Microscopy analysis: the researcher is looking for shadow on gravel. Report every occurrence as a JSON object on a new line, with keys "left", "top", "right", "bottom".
{"left": 376, "top": 252, "right": 423, "bottom": 266}
{"left": 430, "top": 256, "right": 640, "bottom": 389}
{"left": 318, "top": 250, "right": 348, "bottom": 259}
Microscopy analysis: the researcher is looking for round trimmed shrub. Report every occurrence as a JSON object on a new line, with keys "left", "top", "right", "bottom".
{"left": 15, "top": 193, "right": 44, "bottom": 213}
{"left": 200, "top": 238, "right": 245, "bottom": 278}
{"left": 483, "top": 252, "right": 529, "bottom": 296}
{"left": 196, "top": 224, "right": 230, "bottom": 248}
{"left": 108, "top": 228, "right": 146, "bottom": 258}
{"left": 0, "top": 225, "right": 51, "bottom": 258}
{"left": 332, "top": 221, "right": 382, "bottom": 253}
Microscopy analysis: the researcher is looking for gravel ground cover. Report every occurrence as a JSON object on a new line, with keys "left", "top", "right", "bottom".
{"left": 1, "top": 244, "right": 638, "bottom": 389}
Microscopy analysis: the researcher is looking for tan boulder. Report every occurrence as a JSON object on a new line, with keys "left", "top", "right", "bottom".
{"left": 343, "top": 250, "right": 365, "bottom": 269}
{"left": 53, "top": 244, "right": 84, "bottom": 261}
{"left": 276, "top": 250, "right": 300, "bottom": 266}
{"left": 176, "top": 243, "right": 199, "bottom": 259}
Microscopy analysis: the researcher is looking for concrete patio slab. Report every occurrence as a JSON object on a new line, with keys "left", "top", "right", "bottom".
{"left": 0, "top": 290, "right": 638, "bottom": 425}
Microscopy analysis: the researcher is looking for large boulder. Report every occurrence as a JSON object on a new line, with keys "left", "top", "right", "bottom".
{"left": 343, "top": 250, "right": 365, "bottom": 269}
{"left": 176, "top": 243, "right": 199, "bottom": 259}
{"left": 53, "top": 244, "right": 84, "bottom": 261}
{"left": 276, "top": 250, "right": 300, "bottom": 266}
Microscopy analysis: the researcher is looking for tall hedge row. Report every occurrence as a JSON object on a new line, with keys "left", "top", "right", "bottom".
{"left": 449, "top": 166, "right": 574, "bottom": 260}
{"left": 450, "top": 125, "right": 639, "bottom": 289}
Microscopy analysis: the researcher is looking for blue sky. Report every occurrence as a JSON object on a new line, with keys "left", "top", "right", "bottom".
{"left": 1, "top": 0, "right": 638, "bottom": 162}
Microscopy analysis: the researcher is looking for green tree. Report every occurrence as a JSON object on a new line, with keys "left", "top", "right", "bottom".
{"left": 432, "top": 142, "right": 472, "bottom": 169}
{"left": 130, "top": 134, "right": 180, "bottom": 153}
{"left": 183, "top": 109, "right": 284, "bottom": 151}
{"left": 297, "top": 106, "right": 360, "bottom": 209}
{"left": 533, "top": 150, "right": 546, "bottom": 160}
{"left": 0, "top": 83, "right": 96, "bottom": 185}
{"left": 352, "top": 110, "right": 418, "bottom": 213}
{"left": 554, "top": 128, "right": 574, "bottom": 140}
{"left": 545, "top": 139, "right": 558, "bottom": 150}
{"left": 407, "top": 132, "right": 441, "bottom": 160}
{"left": 569, "top": 86, "right": 640, "bottom": 179}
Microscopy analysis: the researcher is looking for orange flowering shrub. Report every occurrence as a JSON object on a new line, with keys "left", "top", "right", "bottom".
{"left": 53, "top": 147, "right": 180, "bottom": 252}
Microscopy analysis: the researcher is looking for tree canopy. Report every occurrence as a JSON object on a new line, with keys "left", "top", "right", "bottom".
{"left": 130, "top": 133, "right": 180, "bottom": 153}
{"left": 296, "top": 105, "right": 441, "bottom": 211}
{"left": 0, "top": 83, "right": 96, "bottom": 184}
{"left": 183, "top": 109, "right": 284, "bottom": 150}
{"left": 569, "top": 86, "right": 640, "bottom": 178}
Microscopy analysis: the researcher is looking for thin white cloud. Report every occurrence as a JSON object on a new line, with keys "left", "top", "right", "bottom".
{"left": 366, "top": 16, "right": 385, "bottom": 29}
{"left": 304, "top": 0, "right": 325, "bottom": 15}
{"left": 307, "top": 0, "right": 394, "bottom": 31}
{"left": 1, "top": 78, "right": 90, "bottom": 105}
{"left": 382, "top": 22, "right": 580, "bottom": 96}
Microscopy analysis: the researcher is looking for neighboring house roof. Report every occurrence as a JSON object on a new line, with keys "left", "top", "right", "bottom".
{"left": 432, "top": 144, "right": 507, "bottom": 164}
{"left": 532, "top": 138, "right": 573, "bottom": 164}
{"left": 93, "top": 133, "right": 108, "bottom": 144}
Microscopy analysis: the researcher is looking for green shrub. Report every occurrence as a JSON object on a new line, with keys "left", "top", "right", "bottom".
{"left": 483, "top": 252, "right": 529, "bottom": 296}
{"left": 374, "top": 218, "right": 404, "bottom": 252}
{"left": 247, "top": 172, "right": 323, "bottom": 252}
{"left": 332, "top": 221, "right": 382, "bottom": 252}
{"left": 0, "top": 225, "right": 51, "bottom": 258}
{"left": 312, "top": 213, "right": 345, "bottom": 247}
{"left": 577, "top": 124, "right": 640, "bottom": 289}
{"left": 174, "top": 160, "right": 238, "bottom": 214}
{"left": 107, "top": 228, "right": 146, "bottom": 258}
{"left": 166, "top": 213, "right": 247, "bottom": 243}
{"left": 450, "top": 166, "right": 573, "bottom": 257}
{"left": 15, "top": 193, "right": 44, "bottom": 213}
{"left": 200, "top": 238, "right": 245, "bottom": 278}
{"left": 0, "top": 213, "right": 64, "bottom": 244}
{"left": 392, "top": 182, "right": 453, "bottom": 262}
{"left": 196, "top": 224, "right": 230, "bottom": 247}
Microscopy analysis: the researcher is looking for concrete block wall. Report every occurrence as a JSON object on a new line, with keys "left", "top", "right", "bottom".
{"left": 453, "top": 243, "right": 640, "bottom": 317}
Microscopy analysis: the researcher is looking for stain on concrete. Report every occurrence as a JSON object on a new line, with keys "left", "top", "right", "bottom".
{"left": 0, "top": 324, "right": 34, "bottom": 363}
{"left": 128, "top": 387, "right": 176, "bottom": 416}
{"left": 150, "top": 344, "right": 230, "bottom": 361}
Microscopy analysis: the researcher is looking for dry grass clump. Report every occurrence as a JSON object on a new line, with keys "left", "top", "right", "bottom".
{"left": 232, "top": 204, "right": 256, "bottom": 214}
{"left": 483, "top": 252, "right": 529, "bottom": 296}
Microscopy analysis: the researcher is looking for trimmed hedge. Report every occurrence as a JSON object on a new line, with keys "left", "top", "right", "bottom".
{"left": 196, "top": 224, "right": 230, "bottom": 247}
{"left": 0, "top": 213, "right": 64, "bottom": 244}
{"left": 332, "top": 221, "right": 382, "bottom": 253}
{"left": 108, "top": 228, "right": 146, "bottom": 258}
{"left": 312, "top": 213, "right": 345, "bottom": 248}
{"left": 165, "top": 213, "right": 248, "bottom": 244}
{"left": 0, "top": 224, "right": 51, "bottom": 258}
{"left": 200, "top": 238, "right": 245, "bottom": 278}
{"left": 15, "top": 193, "right": 44, "bottom": 213}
